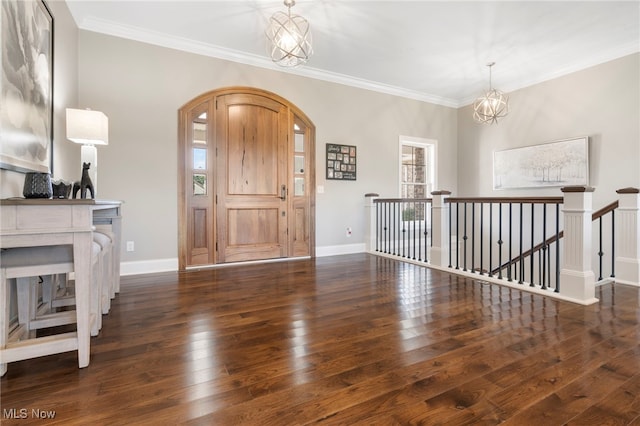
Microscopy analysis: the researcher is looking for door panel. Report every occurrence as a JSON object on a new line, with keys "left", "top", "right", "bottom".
{"left": 182, "top": 101, "right": 215, "bottom": 267}
{"left": 216, "top": 93, "right": 288, "bottom": 263}
{"left": 226, "top": 104, "right": 279, "bottom": 196}
{"left": 290, "top": 116, "right": 312, "bottom": 257}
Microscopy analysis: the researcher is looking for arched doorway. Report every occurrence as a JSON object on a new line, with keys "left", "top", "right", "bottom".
{"left": 178, "top": 87, "right": 315, "bottom": 270}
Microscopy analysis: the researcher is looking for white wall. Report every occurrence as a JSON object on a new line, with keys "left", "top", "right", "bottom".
{"left": 77, "top": 31, "right": 458, "bottom": 267}
{"left": 457, "top": 53, "right": 640, "bottom": 210}
{"left": 0, "top": 0, "right": 79, "bottom": 198}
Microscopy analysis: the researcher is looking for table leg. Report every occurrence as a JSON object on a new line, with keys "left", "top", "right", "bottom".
{"left": 111, "top": 215, "right": 122, "bottom": 294}
{"left": 0, "top": 269, "right": 8, "bottom": 376}
{"left": 73, "top": 231, "right": 93, "bottom": 368}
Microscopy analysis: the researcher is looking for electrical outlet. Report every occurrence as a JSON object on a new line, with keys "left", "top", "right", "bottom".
{"left": 126, "top": 241, "right": 135, "bottom": 252}
{"left": 346, "top": 227, "right": 352, "bottom": 237}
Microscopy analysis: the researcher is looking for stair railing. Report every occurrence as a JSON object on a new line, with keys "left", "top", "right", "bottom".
{"left": 365, "top": 187, "right": 640, "bottom": 305}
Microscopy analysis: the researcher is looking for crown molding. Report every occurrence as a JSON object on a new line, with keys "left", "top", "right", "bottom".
{"left": 78, "top": 17, "right": 638, "bottom": 110}
{"left": 459, "top": 42, "right": 640, "bottom": 106}
{"left": 78, "top": 17, "right": 461, "bottom": 108}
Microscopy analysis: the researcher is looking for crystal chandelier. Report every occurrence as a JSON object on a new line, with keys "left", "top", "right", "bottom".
{"left": 266, "top": 0, "right": 313, "bottom": 67}
{"left": 473, "top": 62, "right": 509, "bottom": 124}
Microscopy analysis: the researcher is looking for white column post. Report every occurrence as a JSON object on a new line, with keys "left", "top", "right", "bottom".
{"left": 559, "top": 186, "right": 597, "bottom": 303}
{"left": 430, "top": 190, "right": 451, "bottom": 267}
{"left": 615, "top": 188, "right": 640, "bottom": 286}
{"left": 364, "top": 193, "right": 379, "bottom": 253}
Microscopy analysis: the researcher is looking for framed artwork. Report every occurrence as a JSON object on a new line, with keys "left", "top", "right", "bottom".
{"left": 0, "top": 0, "right": 54, "bottom": 173}
{"left": 326, "top": 143, "right": 356, "bottom": 180}
{"left": 493, "top": 136, "right": 589, "bottom": 190}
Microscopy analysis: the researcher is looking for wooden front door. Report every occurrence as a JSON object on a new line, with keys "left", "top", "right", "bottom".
{"left": 215, "top": 93, "right": 288, "bottom": 262}
{"left": 178, "top": 88, "right": 315, "bottom": 269}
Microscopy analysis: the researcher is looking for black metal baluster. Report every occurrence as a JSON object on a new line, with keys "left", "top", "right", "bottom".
{"left": 489, "top": 203, "right": 493, "bottom": 277}
{"left": 519, "top": 203, "right": 524, "bottom": 284}
{"left": 598, "top": 216, "right": 603, "bottom": 281}
{"left": 448, "top": 200, "right": 453, "bottom": 268}
{"left": 555, "top": 203, "right": 560, "bottom": 293}
{"left": 383, "top": 201, "right": 387, "bottom": 254}
{"left": 400, "top": 201, "right": 404, "bottom": 257}
{"left": 541, "top": 204, "right": 548, "bottom": 290}
{"left": 611, "top": 210, "right": 615, "bottom": 278}
{"left": 418, "top": 201, "right": 422, "bottom": 261}
{"left": 498, "top": 203, "right": 503, "bottom": 279}
{"left": 508, "top": 203, "right": 513, "bottom": 282}
{"left": 547, "top": 222, "right": 552, "bottom": 290}
{"left": 424, "top": 201, "right": 430, "bottom": 262}
{"left": 400, "top": 201, "right": 404, "bottom": 258}
{"left": 413, "top": 200, "right": 417, "bottom": 260}
{"left": 403, "top": 201, "right": 407, "bottom": 258}
{"left": 480, "top": 202, "right": 484, "bottom": 275}
{"left": 375, "top": 202, "right": 380, "bottom": 252}
{"left": 385, "top": 201, "right": 389, "bottom": 254}
{"left": 530, "top": 203, "right": 535, "bottom": 286}
{"left": 387, "top": 201, "right": 391, "bottom": 254}
{"left": 391, "top": 201, "right": 395, "bottom": 255}
{"left": 538, "top": 250, "right": 542, "bottom": 288}
{"left": 463, "top": 202, "right": 468, "bottom": 271}
{"left": 456, "top": 202, "right": 460, "bottom": 269}
{"left": 471, "top": 202, "right": 475, "bottom": 273}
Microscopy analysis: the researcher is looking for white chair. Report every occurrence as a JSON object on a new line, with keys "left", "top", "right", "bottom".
{"left": 37, "top": 231, "right": 114, "bottom": 316}
{"left": 0, "top": 242, "right": 102, "bottom": 376}
{"left": 93, "top": 230, "right": 115, "bottom": 313}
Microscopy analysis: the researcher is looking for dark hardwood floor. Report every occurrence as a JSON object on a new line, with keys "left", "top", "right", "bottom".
{"left": 1, "top": 253, "right": 639, "bottom": 425}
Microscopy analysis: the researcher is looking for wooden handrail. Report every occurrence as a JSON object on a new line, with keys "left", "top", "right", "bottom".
{"left": 593, "top": 200, "right": 619, "bottom": 220}
{"left": 373, "top": 198, "right": 433, "bottom": 203}
{"left": 447, "top": 196, "right": 564, "bottom": 204}
{"left": 491, "top": 200, "right": 620, "bottom": 274}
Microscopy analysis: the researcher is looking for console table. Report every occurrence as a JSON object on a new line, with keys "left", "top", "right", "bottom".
{"left": 0, "top": 198, "right": 122, "bottom": 370}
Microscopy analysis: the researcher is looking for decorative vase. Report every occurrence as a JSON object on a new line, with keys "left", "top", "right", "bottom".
{"left": 23, "top": 172, "right": 53, "bottom": 199}
{"left": 52, "top": 180, "right": 72, "bottom": 199}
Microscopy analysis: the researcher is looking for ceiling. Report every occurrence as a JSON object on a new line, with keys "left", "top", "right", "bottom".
{"left": 65, "top": 1, "right": 640, "bottom": 108}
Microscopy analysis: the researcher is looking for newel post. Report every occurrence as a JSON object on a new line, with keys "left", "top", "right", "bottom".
{"left": 559, "top": 186, "right": 598, "bottom": 303}
{"left": 615, "top": 188, "right": 640, "bottom": 286}
{"left": 364, "top": 193, "right": 379, "bottom": 253}
{"left": 430, "top": 190, "right": 451, "bottom": 267}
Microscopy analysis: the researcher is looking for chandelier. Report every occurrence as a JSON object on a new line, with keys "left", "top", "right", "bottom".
{"left": 266, "top": 0, "right": 313, "bottom": 67}
{"left": 473, "top": 62, "right": 509, "bottom": 124}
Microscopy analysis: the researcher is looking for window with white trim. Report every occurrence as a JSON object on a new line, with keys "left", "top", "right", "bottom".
{"left": 399, "top": 136, "right": 436, "bottom": 199}
{"left": 399, "top": 136, "right": 436, "bottom": 221}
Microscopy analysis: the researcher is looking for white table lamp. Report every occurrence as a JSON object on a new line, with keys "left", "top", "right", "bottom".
{"left": 66, "top": 108, "right": 109, "bottom": 192}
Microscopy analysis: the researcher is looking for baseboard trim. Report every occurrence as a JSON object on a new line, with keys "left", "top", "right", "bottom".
{"left": 119, "top": 244, "right": 366, "bottom": 276}
{"left": 316, "top": 243, "right": 366, "bottom": 257}
{"left": 120, "top": 258, "right": 179, "bottom": 276}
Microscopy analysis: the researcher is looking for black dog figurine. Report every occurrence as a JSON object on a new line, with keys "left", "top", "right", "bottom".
{"left": 73, "top": 162, "right": 95, "bottom": 199}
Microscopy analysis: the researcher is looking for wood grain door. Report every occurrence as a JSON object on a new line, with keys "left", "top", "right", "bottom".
{"left": 215, "top": 93, "right": 288, "bottom": 263}
{"left": 179, "top": 100, "right": 216, "bottom": 267}
{"left": 179, "top": 87, "right": 315, "bottom": 269}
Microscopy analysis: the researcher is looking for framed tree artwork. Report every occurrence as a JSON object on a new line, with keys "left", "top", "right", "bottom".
{"left": 493, "top": 137, "right": 589, "bottom": 190}
{"left": 0, "top": 0, "right": 54, "bottom": 173}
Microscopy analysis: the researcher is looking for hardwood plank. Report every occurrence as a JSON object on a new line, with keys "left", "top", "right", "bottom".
{"left": 1, "top": 253, "right": 639, "bottom": 425}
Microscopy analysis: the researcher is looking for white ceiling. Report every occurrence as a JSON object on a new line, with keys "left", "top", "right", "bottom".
{"left": 65, "top": 1, "right": 640, "bottom": 108}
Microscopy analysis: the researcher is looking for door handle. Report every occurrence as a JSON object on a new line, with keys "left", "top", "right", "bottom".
{"left": 279, "top": 184, "right": 287, "bottom": 201}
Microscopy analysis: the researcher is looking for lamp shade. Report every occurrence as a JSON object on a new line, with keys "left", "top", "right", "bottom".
{"left": 66, "top": 108, "right": 109, "bottom": 145}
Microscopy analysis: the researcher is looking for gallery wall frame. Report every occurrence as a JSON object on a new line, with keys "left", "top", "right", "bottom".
{"left": 493, "top": 136, "right": 589, "bottom": 190}
{"left": 326, "top": 143, "right": 356, "bottom": 180}
{"left": 0, "top": 0, "right": 54, "bottom": 173}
